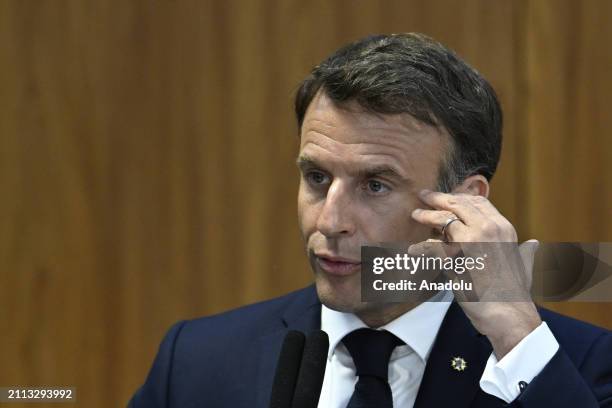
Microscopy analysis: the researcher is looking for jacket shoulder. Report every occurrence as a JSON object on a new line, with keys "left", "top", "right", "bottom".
{"left": 178, "top": 285, "right": 317, "bottom": 343}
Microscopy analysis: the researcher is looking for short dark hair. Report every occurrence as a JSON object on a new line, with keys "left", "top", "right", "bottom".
{"left": 294, "top": 33, "right": 503, "bottom": 192}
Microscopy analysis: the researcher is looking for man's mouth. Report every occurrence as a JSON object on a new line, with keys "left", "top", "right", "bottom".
{"left": 315, "top": 253, "right": 361, "bottom": 276}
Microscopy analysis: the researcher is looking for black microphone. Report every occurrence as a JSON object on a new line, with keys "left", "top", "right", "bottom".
{"left": 269, "top": 330, "right": 306, "bottom": 408}
{"left": 291, "top": 330, "right": 329, "bottom": 408}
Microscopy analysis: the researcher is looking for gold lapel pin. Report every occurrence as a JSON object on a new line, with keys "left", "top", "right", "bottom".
{"left": 451, "top": 356, "right": 467, "bottom": 372}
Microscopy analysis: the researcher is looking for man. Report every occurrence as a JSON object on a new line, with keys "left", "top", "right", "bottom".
{"left": 129, "top": 33, "right": 612, "bottom": 407}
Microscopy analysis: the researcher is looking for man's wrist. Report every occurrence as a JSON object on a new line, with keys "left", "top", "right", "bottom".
{"left": 482, "top": 304, "right": 542, "bottom": 359}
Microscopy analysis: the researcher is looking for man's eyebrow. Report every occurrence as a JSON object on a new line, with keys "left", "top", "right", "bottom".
{"left": 357, "top": 165, "right": 397, "bottom": 177}
{"left": 296, "top": 155, "right": 410, "bottom": 182}
{"left": 357, "top": 165, "right": 408, "bottom": 181}
{"left": 295, "top": 155, "right": 320, "bottom": 170}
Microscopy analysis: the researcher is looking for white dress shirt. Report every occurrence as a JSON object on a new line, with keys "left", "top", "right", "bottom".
{"left": 318, "top": 292, "right": 560, "bottom": 407}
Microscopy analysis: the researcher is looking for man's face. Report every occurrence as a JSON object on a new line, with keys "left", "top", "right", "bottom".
{"left": 297, "top": 91, "right": 448, "bottom": 315}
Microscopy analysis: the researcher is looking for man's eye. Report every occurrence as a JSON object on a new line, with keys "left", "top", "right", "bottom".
{"left": 305, "top": 171, "right": 329, "bottom": 186}
{"left": 366, "top": 180, "right": 390, "bottom": 194}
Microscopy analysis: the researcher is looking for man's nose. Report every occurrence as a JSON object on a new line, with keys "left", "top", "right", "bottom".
{"left": 316, "top": 180, "right": 355, "bottom": 238}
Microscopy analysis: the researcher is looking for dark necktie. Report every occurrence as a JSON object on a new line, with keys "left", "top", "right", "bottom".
{"left": 342, "top": 328, "right": 404, "bottom": 408}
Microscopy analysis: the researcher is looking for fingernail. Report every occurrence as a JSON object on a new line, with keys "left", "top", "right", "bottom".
{"left": 419, "top": 189, "right": 431, "bottom": 197}
{"left": 412, "top": 208, "right": 422, "bottom": 216}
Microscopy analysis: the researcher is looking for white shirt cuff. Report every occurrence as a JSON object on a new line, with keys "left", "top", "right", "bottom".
{"left": 479, "top": 322, "right": 560, "bottom": 403}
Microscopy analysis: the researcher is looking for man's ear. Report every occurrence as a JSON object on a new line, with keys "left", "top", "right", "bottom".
{"left": 451, "top": 174, "right": 490, "bottom": 198}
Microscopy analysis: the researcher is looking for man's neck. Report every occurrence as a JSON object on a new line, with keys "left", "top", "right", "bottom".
{"left": 356, "top": 302, "right": 420, "bottom": 328}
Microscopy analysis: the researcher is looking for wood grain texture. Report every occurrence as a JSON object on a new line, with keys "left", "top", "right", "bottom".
{"left": 521, "top": 0, "right": 612, "bottom": 335}
{"left": 0, "top": 1, "right": 610, "bottom": 407}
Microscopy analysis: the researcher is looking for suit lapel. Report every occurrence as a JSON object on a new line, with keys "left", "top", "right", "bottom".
{"left": 414, "top": 302, "right": 494, "bottom": 408}
{"left": 255, "top": 286, "right": 321, "bottom": 407}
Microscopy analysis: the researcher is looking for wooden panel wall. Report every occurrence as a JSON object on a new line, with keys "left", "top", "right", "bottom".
{"left": 0, "top": 1, "right": 610, "bottom": 407}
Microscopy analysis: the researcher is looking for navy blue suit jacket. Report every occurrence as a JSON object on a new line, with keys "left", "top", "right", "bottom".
{"left": 129, "top": 285, "right": 612, "bottom": 407}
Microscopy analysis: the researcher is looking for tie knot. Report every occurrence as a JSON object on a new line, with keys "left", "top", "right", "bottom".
{"left": 342, "top": 328, "right": 404, "bottom": 380}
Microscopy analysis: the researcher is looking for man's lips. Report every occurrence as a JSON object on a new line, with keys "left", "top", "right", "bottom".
{"left": 315, "top": 253, "right": 361, "bottom": 276}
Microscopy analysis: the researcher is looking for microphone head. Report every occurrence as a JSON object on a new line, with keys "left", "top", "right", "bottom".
{"left": 269, "top": 330, "right": 306, "bottom": 408}
{"left": 291, "top": 330, "right": 329, "bottom": 408}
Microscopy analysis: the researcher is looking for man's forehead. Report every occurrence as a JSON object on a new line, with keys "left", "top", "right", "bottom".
{"left": 301, "top": 91, "right": 439, "bottom": 138}
{"left": 299, "top": 125, "right": 430, "bottom": 154}
{"left": 300, "top": 104, "right": 447, "bottom": 160}
{"left": 297, "top": 134, "right": 441, "bottom": 183}
{"left": 297, "top": 152, "right": 403, "bottom": 173}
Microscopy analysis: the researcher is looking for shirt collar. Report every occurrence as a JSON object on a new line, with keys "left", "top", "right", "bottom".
{"left": 321, "top": 291, "right": 453, "bottom": 362}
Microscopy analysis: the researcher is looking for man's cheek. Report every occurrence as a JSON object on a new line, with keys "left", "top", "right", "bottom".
{"left": 296, "top": 190, "right": 310, "bottom": 228}
{"left": 386, "top": 213, "right": 425, "bottom": 241}
{"left": 298, "top": 205, "right": 320, "bottom": 238}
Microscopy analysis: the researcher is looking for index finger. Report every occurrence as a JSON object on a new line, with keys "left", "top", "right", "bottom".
{"left": 417, "top": 190, "right": 484, "bottom": 226}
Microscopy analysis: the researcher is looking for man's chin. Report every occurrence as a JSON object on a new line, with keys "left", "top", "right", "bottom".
{"left": 314, "top": 275, "right": 364, "bottom": 313}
